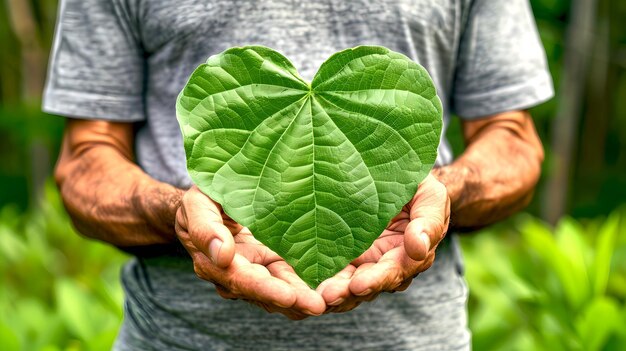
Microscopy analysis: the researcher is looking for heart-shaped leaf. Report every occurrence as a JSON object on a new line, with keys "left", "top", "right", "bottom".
{"left": 177, "top": 46, "right": 442, "bottom": 288}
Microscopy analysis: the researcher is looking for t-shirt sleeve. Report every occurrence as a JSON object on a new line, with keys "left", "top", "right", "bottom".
{"left": 43, "top": 0, "right": 145, "bottom": 121}
{"left": 451, "top": 0, "right": 554, "bottom": 119}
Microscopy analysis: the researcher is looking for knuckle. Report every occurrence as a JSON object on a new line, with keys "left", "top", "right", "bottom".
{"left": 421, "top": 255, "right": 436, "bottom": 271}
{"left": 392, "top": 271, "right": 404, "bottom": 289}
{"left": 175, "top": 209, "right": 186, "bottom": 228}
{"left": 193, "top": 263, "right": 206, "bottom": 279}
{"left": 230, "top": 286, "right": 242, "bottom": 296}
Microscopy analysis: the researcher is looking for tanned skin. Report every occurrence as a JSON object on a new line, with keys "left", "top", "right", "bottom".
{"left": 434, "top": 110, "right": 544, "bottom": 231}
{"left": 55, "top": 121, "right": 183, "bottom": 247}
{"left": 55, "top": 110, "right": 543, "bottom": 319}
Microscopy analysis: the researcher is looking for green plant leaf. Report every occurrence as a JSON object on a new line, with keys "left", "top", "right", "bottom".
{"left": 55, "top": 279, "right": 119, "bottom": 342}
{"left": 575, "top": 297, "right": 621, "bottom": 351}
{"left": 554, "top": 217, "right": 591, "bottom": 302}
{"left": 55, "top": 279, "right": 97, "bottom": 340}
{"left": 591, "top": 211, "right": 620, "bottom": 296}
{"left": 177, "top": 46, "right": 442, "bottom": 287}
{"left": 519, "top": 216, "right": 587, "bottom": 309}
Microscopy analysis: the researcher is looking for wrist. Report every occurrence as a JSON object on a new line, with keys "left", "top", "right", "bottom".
{"left": 134, "top": 179, "right": 185, "bottom": 243}
{"left": 432, "top": 164, "right": 470, "bottom": 209}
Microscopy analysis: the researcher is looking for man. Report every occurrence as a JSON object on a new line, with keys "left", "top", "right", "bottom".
{"left": 44, "top": 0, "right": 552, "bottom": 349}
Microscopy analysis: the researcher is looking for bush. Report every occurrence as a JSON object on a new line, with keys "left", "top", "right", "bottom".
{"left": 461, "top": 207, "right": 626, "bottom": 350}
{"left": 1, "top": 183, "right": 625, "bottom": 350}
{"left": 0, "top": 183, "right": 127, "bottom": 351}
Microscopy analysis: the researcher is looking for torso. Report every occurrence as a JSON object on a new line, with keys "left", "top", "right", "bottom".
{"left": 130, "top": 0, "right": 468, "bottom": 186}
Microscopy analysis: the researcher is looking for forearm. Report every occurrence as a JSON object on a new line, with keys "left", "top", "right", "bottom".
{"left": 433, "top": 111, "right": 544, "bottom": 231}
{"left": 55, "top": 121, "right": 184, "bottom": 247}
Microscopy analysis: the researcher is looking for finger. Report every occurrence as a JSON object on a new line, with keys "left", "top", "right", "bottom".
{"left": 350, "top": 250, "right": 408, "bottom": 295}
{"left": 404, "top": 220, "right": 431, "bottom": 261}
{"left": 326, "top": 299, "right": 363, "bottom": 314}
{"left": 184, "top": 187, "right": 236, "bottom": 268}
{"left": 221, "top": 213, "right": 244, "bottom": 234}
{"left": 246, "top": 300, "right": 310, "bottom": 320}
{"left": 351, "top": 262, "right": 376, "bottom": 281}
{"left": 190, "top": 247, "right": 300, "bottom": 313}
{"left": 409, "top": 175, "right": 450, "bottom": 225}
{"left": 189, "top": 222, "right": 235, "bottom": 268}
{"left": 226, "top": 255, "right": 297, "bottom": 309}
{"left": 234, "top": 241, "right": 282, "bottom": 266}
{"left": 267, "top": 261, "right": 325, "bottom": 315}
{"left": 405, "top": 184, "right": 450, "bottom": 262}
{"left": 174, "top": 210, "right": 195, "bottom": 251}
{"left": 316, "top": 265, "right": 356, "bottom": 306}
{"left": 323, "top": 264, "right": 379, "bottom": 313}
{"left": 404, "top": 216, "right": 448, "bottom": 262}
{"left": 175, "top": 206, "right": 188, "bottom": 232}
{"left": 215, "top": 285, "right": 238, "bottom": 300}
{"left": 195, "top": 254, "right": 309, "bottom": 320}
{"left": 255, "top": 302, "right": 311, "bottom": 321}
{"left": 394, "top": 278, "right": 413, "bottom": 292}
{"left": 281, "top": 310, "right": 310, "bottom": 320}
{"left": 233, "top": 293, "right": 309, "bottom": 320}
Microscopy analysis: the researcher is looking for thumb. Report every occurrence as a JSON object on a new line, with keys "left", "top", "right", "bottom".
{"left": 404, "top": 178, "right": 450, "bottom": 261}
{"left": 184, "top": 186, "right": 236, "bottom": 268}
{"left": 405, "top": 218, "right": 440, "bottom": 261}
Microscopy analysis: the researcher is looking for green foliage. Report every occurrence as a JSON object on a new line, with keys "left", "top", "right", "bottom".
{"left": 461, "top": 206, "right": 626, "bottom": 351}
{"left": 177, "top": 46, "right": 442, "bottom": 287}
{"left": 0, "top": 106, "right": 64, "bottom": 210}
{"left": 0, "top": 183, "right": 127, "bottom": 351}
{"left": 1, "top": 185, "right": 625, "bottom": 350}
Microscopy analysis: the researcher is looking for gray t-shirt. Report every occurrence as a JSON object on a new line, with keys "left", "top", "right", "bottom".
{"left": 44, "top": 0, "right": 553, "bottom": 350}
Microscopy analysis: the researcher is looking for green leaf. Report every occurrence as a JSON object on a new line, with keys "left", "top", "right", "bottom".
{"left": 575, "top": 297, "right": 621, "bottom": 351}
{"left": 177, "top": 46, "right": 442, "bottom": 287}
{"left": 55, "top": 279, "right": 115, "bottom": 341}
{"left": 591, "top": 211, "right": 620, "bottom": 296}
{"left": 519, "top": 217, "right": 587, "bottom": 308}
{"left": 0, "top": 224, "right": 26, "bottom": 264}
{"left": 554, "top": 217, "right": 591, "bottom": 302}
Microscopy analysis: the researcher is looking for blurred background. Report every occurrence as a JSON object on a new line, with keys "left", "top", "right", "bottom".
{"left": 0, "top": 0, "right": 625, "bottom": 350}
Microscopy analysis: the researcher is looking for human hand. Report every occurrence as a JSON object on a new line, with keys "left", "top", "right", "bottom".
{"left": 175, "top": 185, "right": 326, "bottom": 320}
{"left": 316, "top": 174, "right": 450, "bottom": 313}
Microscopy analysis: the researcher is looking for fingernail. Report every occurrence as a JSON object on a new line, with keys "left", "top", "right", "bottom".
{"left": 329, "top": 298, "right": 345, "bottom": 306}
{"left": 419, "top": 232, "right": 431, "bottom": 251}
{"left": 209, "top": 239, "right": 222, "bottom": 264}
{"left": 357, "top": 289, "right": 372, "bottom": 296}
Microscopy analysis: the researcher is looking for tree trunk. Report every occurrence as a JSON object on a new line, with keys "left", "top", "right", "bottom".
{"left": 5, "top": 0, "right": 49, "bottom": 205}
{"left": 576, "top": 0, "right": 610, "bottom": 206}
{"left": 542, "top": 0, "right": 598, "bottom": 224}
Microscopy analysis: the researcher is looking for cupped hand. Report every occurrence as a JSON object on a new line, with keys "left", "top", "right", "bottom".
{"left": 316, "top": 174, "right": 450, "bottom": 313}
{"left": 175, "top": 185, "right": 326, "bottom": 320}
